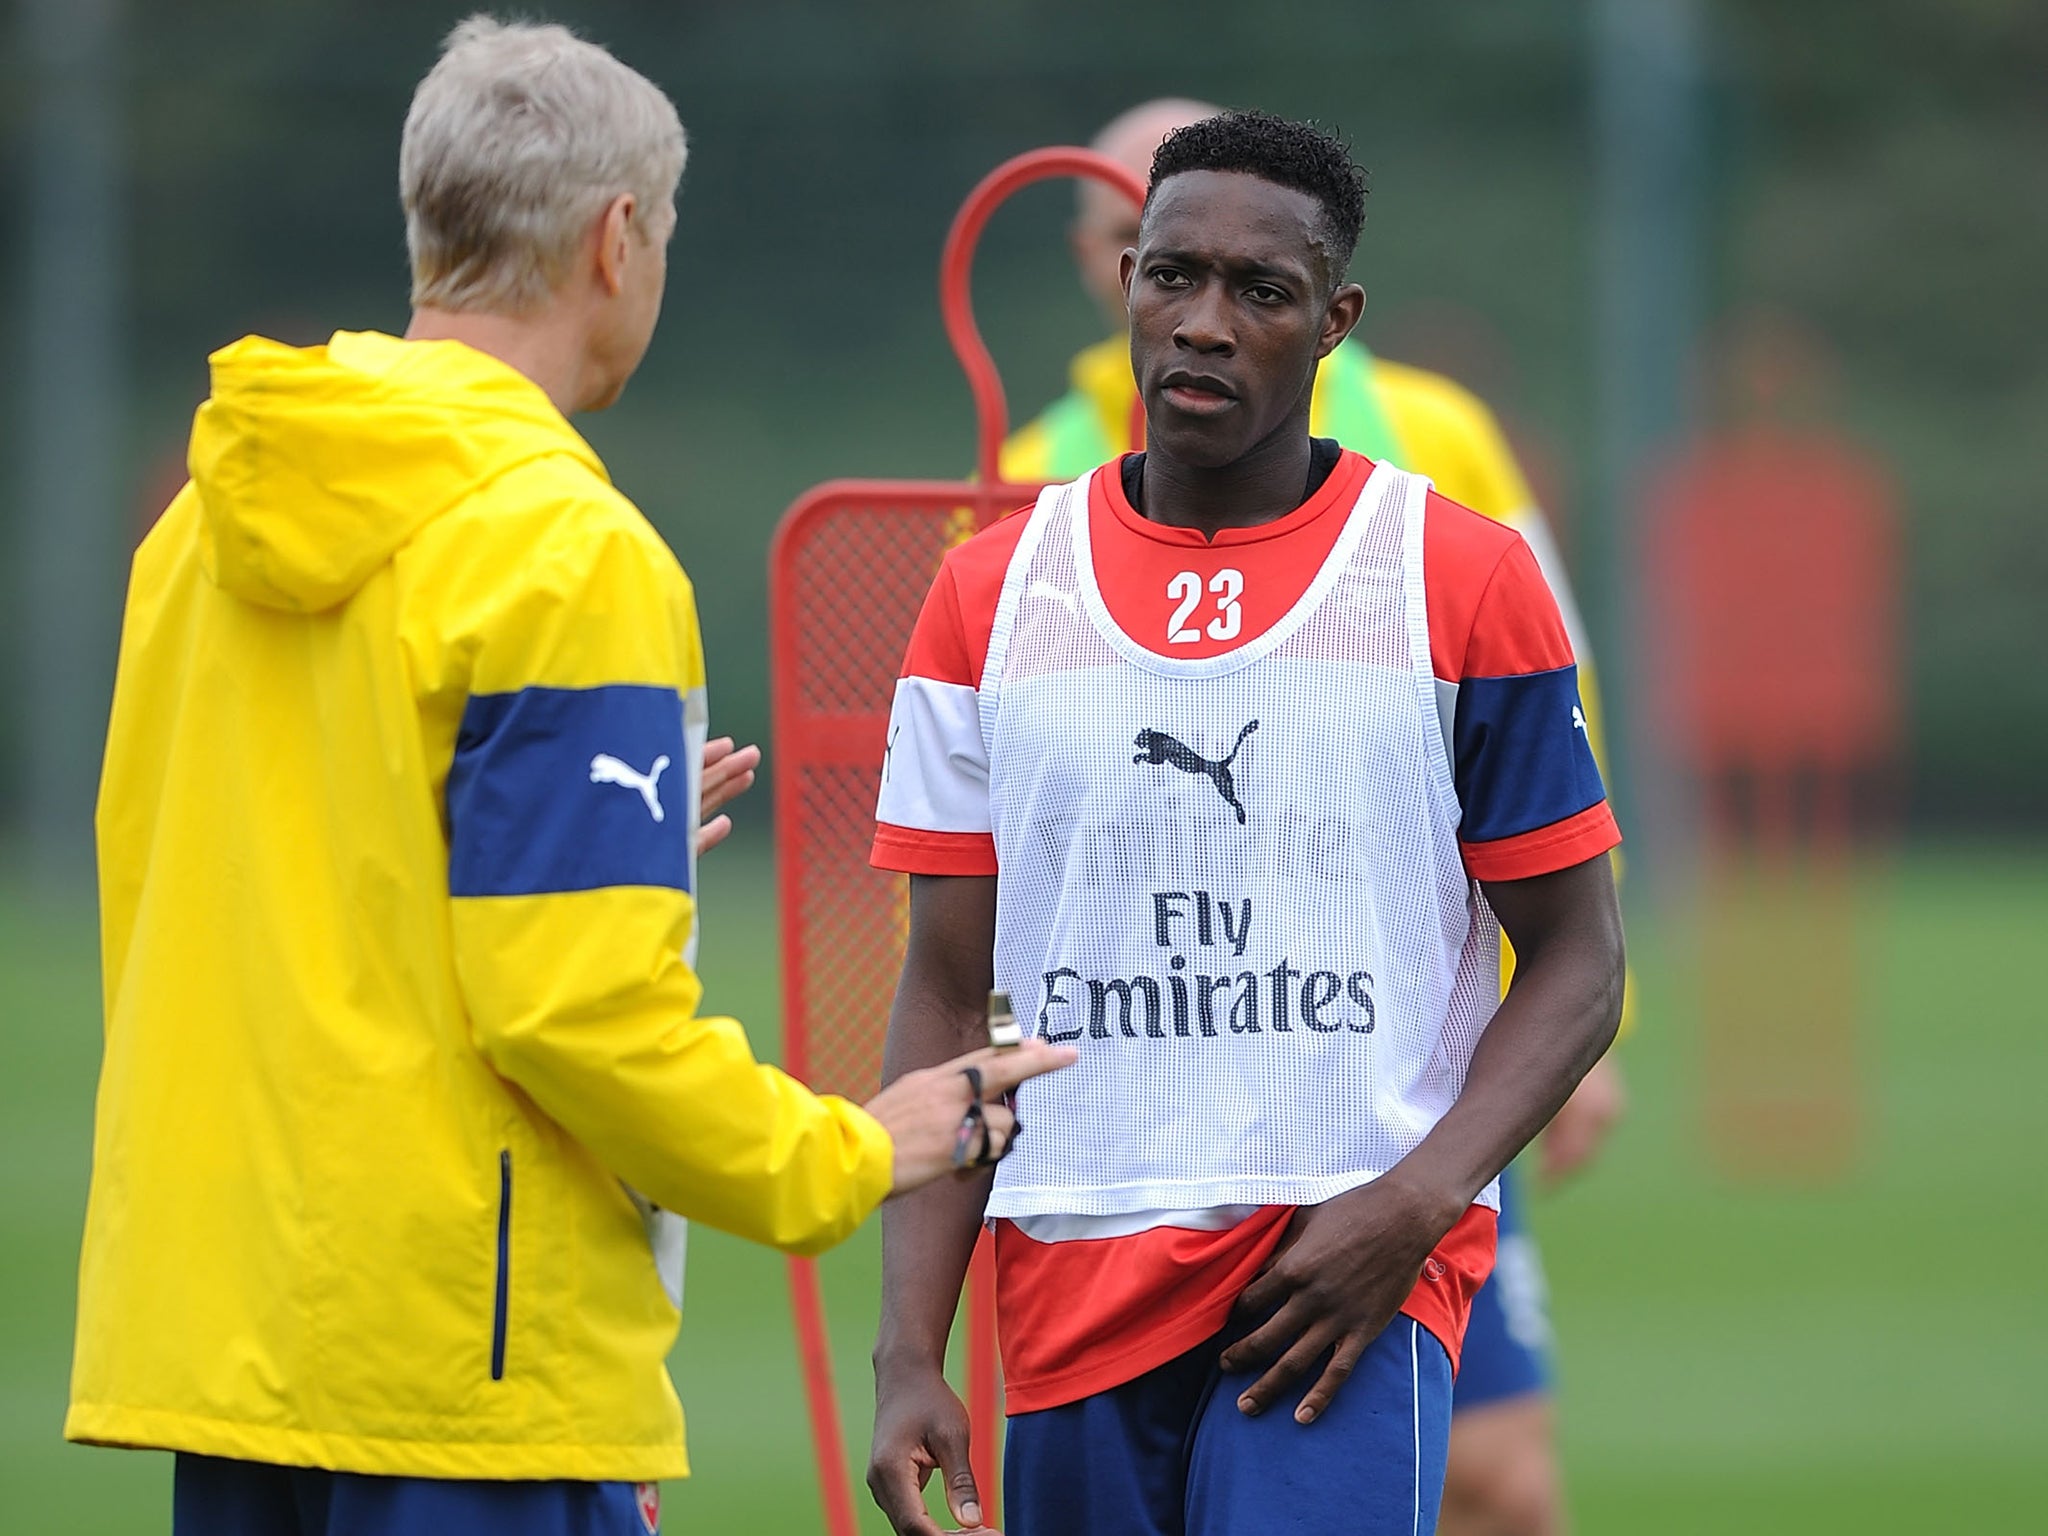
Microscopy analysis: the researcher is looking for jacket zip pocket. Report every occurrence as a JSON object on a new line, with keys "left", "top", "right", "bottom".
{"left": 491, "top": 1149, "right": 512, "bottom": 1381}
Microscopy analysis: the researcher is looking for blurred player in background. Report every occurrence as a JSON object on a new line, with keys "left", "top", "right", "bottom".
{"left": 67, "top": 17, "right": 1068, "bottom": 1536}
{"left": 868, "top": 111, "right": 1624, "bottom": 1536}
{"left": 1003, "top": 98, "right": 1631, "bottom": 1536}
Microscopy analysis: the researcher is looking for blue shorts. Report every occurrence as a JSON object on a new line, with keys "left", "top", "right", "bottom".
{"left": 1452, "top": 1163, "right": 1554, "bottom": 1412}
{"left": 172, "top": 1453, "right": 661, "bottom": 1536}
{"left": 1005, "top": 1311, "right": 1453, "bottom": 1536}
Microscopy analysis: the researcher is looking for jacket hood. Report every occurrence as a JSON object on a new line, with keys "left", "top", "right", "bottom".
{"left": 190, "top": 330, "right": 606, "bottom": 612}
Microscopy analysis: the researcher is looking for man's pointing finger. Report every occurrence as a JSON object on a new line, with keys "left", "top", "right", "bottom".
{"left": 951, "top": 1039, "right": 1078, "bottom": 1098}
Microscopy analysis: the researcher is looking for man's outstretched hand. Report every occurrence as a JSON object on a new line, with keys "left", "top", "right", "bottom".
{"left": 866, "top": 1040, "right": 1075, "bottom": 1196}
{"left": 696, "top": 737, "right": 761, "bottom": 855}
{"left": 1219, "top": 1174, "right": 1459, "bottom": 1426}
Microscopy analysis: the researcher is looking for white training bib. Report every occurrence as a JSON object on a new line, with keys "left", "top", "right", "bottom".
{"left": 983, "top": 463, "right": 1502, "bottom": 1219}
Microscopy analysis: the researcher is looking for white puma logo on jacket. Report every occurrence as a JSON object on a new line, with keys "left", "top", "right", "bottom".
{"left": 589, "top": 753, "right": 671, "bottom": 822}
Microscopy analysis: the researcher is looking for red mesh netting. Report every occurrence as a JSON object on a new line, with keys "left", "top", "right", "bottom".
{"left": 772, "top": 488, "right": 999, "bottom": 1101}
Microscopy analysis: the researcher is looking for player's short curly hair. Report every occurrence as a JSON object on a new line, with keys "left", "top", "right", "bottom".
{"left": 1147, "top": 110, "right": 1367, "bottom": 281}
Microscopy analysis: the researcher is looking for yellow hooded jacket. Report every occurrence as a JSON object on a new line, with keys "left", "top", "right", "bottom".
{"left": 68, "top": 331, "right": 893, "bottom": 1482}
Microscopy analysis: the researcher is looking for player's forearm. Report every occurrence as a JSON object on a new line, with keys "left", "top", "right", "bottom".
{"left": 872, "top": 989, "right": 991, "bottom": 1370}
{"left": 875, "top": 1168, "right": 992, "bottom": 1373}
{"left": 1388, "top": 858, "right": 1625, "bottom": 1221}
{"left": 1398, "top": 948, "right": 1620, "bottom": 1213}
{"left": 874, "top": 874, "right": 999, "bottom": 1370}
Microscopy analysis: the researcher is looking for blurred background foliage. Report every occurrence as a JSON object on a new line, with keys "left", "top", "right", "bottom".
{"left": 2, "top": 0, "right": 2043, "bottom": 843}
{"left": 5, "top": 6, "right": 2046, "bottom": 1531}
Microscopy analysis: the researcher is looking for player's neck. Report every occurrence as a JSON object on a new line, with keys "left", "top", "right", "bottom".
{"left": 1135, "top": 426, "right": 1316, "bottom": 539}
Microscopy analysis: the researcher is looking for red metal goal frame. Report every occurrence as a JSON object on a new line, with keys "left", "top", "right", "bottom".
{"left": 769, "top": 147, "right": 1146, "bottom": 1536}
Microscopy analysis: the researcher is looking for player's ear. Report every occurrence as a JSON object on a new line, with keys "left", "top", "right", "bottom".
{"left": 1118, "top": 246, "right": 1138, "bottom": 310}
{"left": 1316, "top": 282, "right": 1365, "bottom": 360}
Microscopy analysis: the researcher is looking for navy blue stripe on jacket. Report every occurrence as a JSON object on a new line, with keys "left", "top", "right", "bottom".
{"left": 448, "top": 684, "right": 691, "bottom": 897}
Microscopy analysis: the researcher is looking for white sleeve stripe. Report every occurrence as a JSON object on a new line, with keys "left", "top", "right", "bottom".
{"left": 875, "top": 675, "right": 990, "bottom": 834}
{"left": 1497, "top": 507, "right": 1592, "bottom": 667}
{"left": 1433, "top": 677, "right": 1459, "bottom": 796}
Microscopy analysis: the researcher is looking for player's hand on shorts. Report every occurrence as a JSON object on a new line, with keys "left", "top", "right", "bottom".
{"left": 865, "top": 1041, "right": 1076, "bottom": 1195}
{"left": 1538, "top": 1053, "right": 1626, "bottom": 1186}
{"left": 695, "top": 736, "right": 761, "bottom": 856}
{"left": 868, "top": 1363, "right": 995, "bottom": 1535}
{"left": 1220, "top": 1174, "right": 1459, "bottom": 1426}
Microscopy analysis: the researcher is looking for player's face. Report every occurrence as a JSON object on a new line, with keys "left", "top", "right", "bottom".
{"left": 1122, "top": 171, "right": 1357, "bottom": 471}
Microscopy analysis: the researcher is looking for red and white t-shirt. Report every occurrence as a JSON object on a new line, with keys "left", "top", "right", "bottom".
{"left": 873, "top": 450, "right": 1619, "bottom": 1414}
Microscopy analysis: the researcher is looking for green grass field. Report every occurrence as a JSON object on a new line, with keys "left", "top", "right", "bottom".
{"left": 4, "top": 841, "right": 2044, "bottom": 1532}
